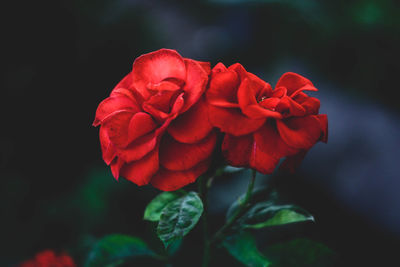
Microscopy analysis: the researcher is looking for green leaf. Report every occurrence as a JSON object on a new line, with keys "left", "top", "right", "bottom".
{"left": 144, "top": 191, "right": 185, "bottom": 222}
{"left": 227, "top": 187, "right": 314, "bottom": 230}
{"left": 239, "top": 203, "right": 314, "bottom": 229}
{"left": 223, "top": 232, "right": 271, "bottom": 267}
{"left": 263, "top": 238, "right": 337, "bottom": 267}
{"left": 157, "top": 191, "right": 203, "bottom": 248}
{"left": 85, "top": 234, "right": 156, "bottom": 267}
{"left": 166, "top": 239, "right": 183, "bottom": 256}
{"left": 226, "top": 187, "right": 277, "bottom": 222}
{"left": 248, "top": 208, "right": 314, "bottom": 229}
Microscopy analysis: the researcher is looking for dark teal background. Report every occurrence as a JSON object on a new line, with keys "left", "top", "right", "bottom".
{"left": 2, "top": 0, "right": 400, "bottom": 266}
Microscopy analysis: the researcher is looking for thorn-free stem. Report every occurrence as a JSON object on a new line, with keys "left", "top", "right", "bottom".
{"left": 198, "top": 174, "right": 211, "bottom": 267}
{"left": 211, "top": 169, "right": 257, "bottom": 245}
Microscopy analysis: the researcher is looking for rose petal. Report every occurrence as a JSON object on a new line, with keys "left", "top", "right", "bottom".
{"left": 110, "top": 157, "right": 124, "bottom": 180}
{"left": 120, "top": 149, "right": 159, "bottom": 186}
{"left": 180, "top": 58, "right": 209, "bottom": 113}
{"left": 211, "top": 62, "right": 228, "bottom": 74}
{"left": 276, "top": 116, "right": 322, "bottom": 149}
{"left": 111, "top": 87, "right": 145, "bottom": 107}
{"left": 271, "top": 87, "right": 287, "bottom": 98}
{"left": 240, "top": 104, "right": 283, "bottom": 119}
{"left": 238, "top": 78, "right": 282, "bottom": 119}
{"left": 132, "top": 49, "right": 186, "bottom": 99}
{"left": 299, "top": 96, "right": 320, "bottom": 115}
{"left": 192, "top": 60, "right": 211, "bottom": 75}
{"left": 170, "top": 93, "right": 185, "bottom": 119}
{"left": 292, "top": 91, "right": 308, "bottom": 103}
{"left": 113, "top": 71, "right": 133, "bottom": 91}
{"left": 206, "top": 68, "right": 240, "bottom": 108}
{"left": 221, "top": 134, "right": 253, "bottom": 167}
{"left": 93, "top": 95, "right": 139, "bottom": 126}
{"left": 168, "top": 98, "right": 213, "bottom": 143}
{"left": 276, "top": 72, "right": 315, "bottom": 96}
{"left": 275, "top": 96, "right": 306, "bottom": 118}
{"left": 143, "top": 90, "right": 180, "bottom": 119}
{"left": 316, "top": 114, "right": 328, "bottom": 143}
{"left": 250, "top": 143, "right": 280, "bottom": 174}
{"left": 102, "top": 110, "right": 135, "bottom": 148}
{"left": 228, "top": 63, "right": 248, "bottom": 81}
{"left": 290, "top": 85, "right": 318, "bottom": 98}
{"left": 151, "top": 159, "right": 211, "bottom": 191}
{"left": 99, "top": 126, "right": 116, "bottom": 165}
{"left": 253, "top": 123, "right": 299, "bottom": 159}
{"left": 160, "top": 131, "right": 216, "bottom": 171}
{"left": 209, "top": 105, "right": 265, "bottom": 136}
{"left": 117, "top": 131, "right": 158, "bottom": 162}
{"left": 142, "top": 103, "right": 169, "bottom": 121}
{"left": 279, "top": 150, "right": 308, "bottom": 173}
{"left": 117, "top": 114, "right": 174, "bottom": 163}
{"left": 259, "top": 97, "right": 280, "bottom": 110}
{"left": 222, "top": 126, "right": 291, "bottom": 174}
{"left": 128, "top": 112, "right": 158, "bottom": 141}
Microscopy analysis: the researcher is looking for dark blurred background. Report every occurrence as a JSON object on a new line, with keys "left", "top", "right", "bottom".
{"left": 2, "top": 0, "right": 400, "bottom": 266}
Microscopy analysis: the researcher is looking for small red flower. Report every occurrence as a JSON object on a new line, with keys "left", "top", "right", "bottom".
{"left": 93, "top": 49, "right": 216, "bottom": 191}
{"left": 19, "top": 250, "right": 76, "bottom": 267}
{"left": 206, "top": 63, "right": 327, "bottom": 174}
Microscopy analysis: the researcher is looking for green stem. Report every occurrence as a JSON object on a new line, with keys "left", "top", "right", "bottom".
{"left": 198, "top": 175, "right": 211, "bottom": 267}
{"left": 211, "top": 169, "right": 257, "bottom": 244}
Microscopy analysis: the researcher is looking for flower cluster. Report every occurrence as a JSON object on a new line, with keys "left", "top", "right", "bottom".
{"left": 94, "top": 49, "right": 327, "bottom": 191}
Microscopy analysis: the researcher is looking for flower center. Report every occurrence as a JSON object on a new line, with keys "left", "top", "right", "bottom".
{"left": 258, "top": 96, "right": 267, "bottom": 103}
{"left": 258, "top": 96, "right": 280, "bottom": 112}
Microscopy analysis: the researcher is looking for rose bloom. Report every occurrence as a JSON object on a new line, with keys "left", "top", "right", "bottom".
{"left": 206, "top": 63, "right": 327, "bottom": 174}
{"left": 93, "top": 49, "right": 216, "bottom": 191}
{"left": 19, "top": 250, "right": 75, "bottom": 267}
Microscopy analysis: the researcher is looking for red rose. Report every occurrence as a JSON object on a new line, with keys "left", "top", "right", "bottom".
{"left": 93, "top": 49, "right": 216, "bottom": 191}
{"left": 206, "top": 63, "right": 327, "bottom": 174}
{"left": 19, "top": 250, "right": 76, "bottom": 267}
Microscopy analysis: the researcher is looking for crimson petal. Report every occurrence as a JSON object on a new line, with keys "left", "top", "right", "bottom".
{"left": 209, "top": 105, "right": 265, "bottom": 136}
{"left": 221, "top": 134, "right": 253, "bottom": 167}
{"left": 180, "top": 58, "right": 209, "bottom": 113}
{"left": 160, "top": 131, "right": 216, "bottom": 171}
{"left": 99, "top": 126, "right": 116, "bottom": 165}
{"left": 132, "top": 49, "right": 186, "bottom": 100}
{"left": 211, "top": 62, "right": 228, "bottom": 74}
{"left": 117, "top": 131, "right": 158, "bottom": 162}
{"left": 249, "top": 143, "right": 280, "bottom": 174}
{"left": 151, "top": 159, "right": 211, "bottom": 191}
{"left": 253, "top": 123, "right": 299, "bottom": 159}
{"left": 113, "top": 71, "right": 133, "bottom": 91}
{"left": 128, "top": 112, "right": 158, "bottom": 142}
{"left": 238, "top": 78, "right": 282, "bottom": 119}
{"left": 317, "top": 114, "right": 328, "bottom": 143}
{"left": 276, "top": 116, "right": 322, "bottom": 149}
{"left": 93, "top": 95, "right": 138, "bottom": 126}
{"left": 120, "top": 149, "right": 159, "bottom": 186}
{"left": 168, "top": 98, "right": 213, "bottom": 143}
{"left": 298, "top": 96, "right": 320, "bottom": 115}
{"left": 275, "top": 72, "right": 315, "bottom": 96}
{"left": 206, "top": 68, "right": 240, "bottom": 108}
{"left": 191, "top": 60, "right": 211, "bottom": 75}
{"left": 102, "top": 110, "right": 135, "bottom": 148}
{"left": 279, "top": 150, "right": 308, "bottom": 173}
{"left": 275, "top": 96, "right": 306, "bottom": 118}
{"left": 110, "top": 157, "right": 124, "bottom": 180}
